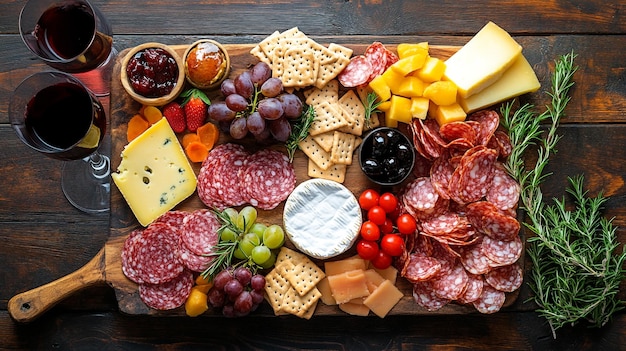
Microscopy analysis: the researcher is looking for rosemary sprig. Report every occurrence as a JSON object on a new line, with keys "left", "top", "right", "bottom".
{"left": 285, "top": 104, "right": 315, "bottom": 162}
{"left": 501, "top": 52, "right": 626, "bottom": 337}
{"left": 363, "top": 91, "right": 383, "bottom": 129}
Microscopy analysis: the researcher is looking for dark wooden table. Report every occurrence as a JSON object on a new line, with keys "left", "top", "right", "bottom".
{"left": 2, "top": 0, "right": 626, "bottom": 349}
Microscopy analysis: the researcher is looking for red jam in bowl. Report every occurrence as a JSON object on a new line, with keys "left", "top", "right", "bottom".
{"left": 125, "top": 47, "right": 179, "bottom": 98}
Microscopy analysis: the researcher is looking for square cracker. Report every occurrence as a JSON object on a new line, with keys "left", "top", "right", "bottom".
{"left": 264, "top": 263, "right": 292, "bottom": 315}
{"left": 314, "top": 44, "right": 352, "bottom": 89}
{"left": 281, "top": 47, "right": 318, "bottom": 88}
{"left": 286, "top": 258, "right": 326, "bottom": 296}
{"left": 276, "top": 246, "right": 307, "bottom": 266}
{"left": 260, "top": 27, "right": 304, "bottom": 62}
{"left": 280, "top": 286, "right": 322, "bottom": 317}
{"left": 308, "top": 158, "right": 347, "bottom": 183}
{"left": 305, "top": 80, "right": 339, "bottom": 106}
{"left": 298, "top": 135, "right": 333, "bottom": 171}
{"left": 311, "top": 131, "right": 335, "bottom": 153}
{"left": 330, "top": 131, "right": 357, "bottom": 165}
{"left": 309, "top": 101, "right": 348, "bottom": 136}
{"left": 338, "top": 90, "right": 366, "bottom": 136}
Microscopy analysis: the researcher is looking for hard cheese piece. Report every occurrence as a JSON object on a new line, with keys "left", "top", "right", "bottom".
{"left": 443, "top": 21, "right": 522, "bottom": 98}
{"left": 363, "top": 279, "right": 404, "bottom": 318}
{"left": 459, "top": 54, "right": 540, "bottom": 113}
{"left": 327, "top": 269, "right": 369, "bottom": 304}
{"left": 283, "top": 179, "right": 362, "bottom": 259}
{"left": 112, "top": 118, "right": 197, "bottom": 226}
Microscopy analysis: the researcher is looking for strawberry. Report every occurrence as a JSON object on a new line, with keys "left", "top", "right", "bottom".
{"left": 181, "top": 89, "right": 211, "bottom": 132}
{"left": 162, "top": 102, "right": 186, "bottom": 133}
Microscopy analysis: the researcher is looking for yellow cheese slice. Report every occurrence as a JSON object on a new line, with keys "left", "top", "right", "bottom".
{"left": 459, "top": 54, "right": 541, "bottom": 113}
{"left": 112, "top": 118, "right": 197, "bottom": 226}
{"left": 443, "top": 21, "right": 522, "bottom": 98}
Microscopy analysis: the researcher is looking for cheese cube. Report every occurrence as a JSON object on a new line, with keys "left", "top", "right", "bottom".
{"left": 423, "top": 81, "right": 458, "bottom": 106}
{"left": 433, "top": 103, "right": 467, "bottom": 126}
{"left": 415, "top": 56, "right": 446, "bottom": 83}
{"left": 459, "top": 54, "right": 540, "bottom": 112}
{"left": 387, "top": 95, "right": 413, "bottom": 124}
{"left": 443, "top": 21, "right": 522, "bottom": 98}
{"left": 410, "top": 97, "right": 429, "bottom": 119}
{"left": 396, "top": 76, "right": 424, "bottom": 98}
{"left": 390, "top": 51, "right": 428, "bottom": 76}
{"left": 381, "top": 68, "right": 407, "bottom": 96}
{"left": 397, "top": 42, "right": 429, "bottom": 59}
{"left": 368, "top": 75, "right": 392, "bottom": 102}
{"left": 112, "top": 118, "right": 197, "bottom": 226}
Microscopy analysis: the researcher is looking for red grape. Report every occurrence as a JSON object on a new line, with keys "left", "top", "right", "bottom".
{"left": 278, "top": 93, "right": 303, "bottom": 119}
{"left": 246, "top": 111, "right": 266, "bottom": 135}
{"left": 208, "top": 101, "right": 236, "bottom": 122}
{"left": 269, "top": 117, "right": 291, "bottom": 142}
{"left": 225, "top": 93, "right": 249, "bottom": 112}
{"left": 260, "top": 77, "right": 283, "bottom": 98}
{"left": 229, "top": 117, "right": 249, "bottom": 139}
{"left": 250, "top": 62, "right": 272, "bottom": 85}
{"left": 234, "top": 71, "right": 254, "bottom": 99}
{"left": 257, "top": 97, "right": 284, "bottom": 120}
{"left": 220, "top": 78, "right": 236, "bottom": 96}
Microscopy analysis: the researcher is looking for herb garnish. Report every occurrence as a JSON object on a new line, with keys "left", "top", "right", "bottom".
{"left": 285, "top": 104, "right": 315, "bottom": 162}
{"left": 363, "top": 92, "right": 383, "bottom": 129}
{"left": 501, "top": 52, "right": 626, "bottom": 337}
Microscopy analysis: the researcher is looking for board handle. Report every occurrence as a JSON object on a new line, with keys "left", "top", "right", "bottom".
{"left": 8, "top": 248, "right": 106, "bottom": 323}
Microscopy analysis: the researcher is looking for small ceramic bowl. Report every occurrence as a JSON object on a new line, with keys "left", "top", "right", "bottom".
{"left": 120, "top": 42, "right": 185, "bottom": 106}
{"left": 359, "top": 127, "right": 415, "bottom": 187}
{"left": 183, "top": 39, "right": 230, "bottom": 89}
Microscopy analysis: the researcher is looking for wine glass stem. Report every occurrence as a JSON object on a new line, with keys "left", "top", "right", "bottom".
{"left": 88, "top": 152, "right": 110, "bottom": 179}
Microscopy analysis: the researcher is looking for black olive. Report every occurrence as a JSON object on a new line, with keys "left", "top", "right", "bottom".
{"left": 382, "top": 156, "right": 398, "bottom": 173}
{"left": 396, "top": 143, "right": 412, "bottom": 163}
{"left": 362, "top": 158, "right": 383, "bottom": 177}
{"left": 372, "top": 131, "right": 388, "bottom": 149}
{"left": 385, "top": 129, "right": 401, "bottom": 145}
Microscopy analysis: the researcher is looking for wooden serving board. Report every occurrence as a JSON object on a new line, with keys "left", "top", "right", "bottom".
{"left": 8, "top": 43, "right": 521, "bottom": 321}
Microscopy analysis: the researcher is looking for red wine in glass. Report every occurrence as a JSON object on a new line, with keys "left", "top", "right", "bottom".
{"left": 10, "top": 71, "right": 110, "bottom": 213}
{"left": 19, "top": 0, "right": 116, "bottom": 95}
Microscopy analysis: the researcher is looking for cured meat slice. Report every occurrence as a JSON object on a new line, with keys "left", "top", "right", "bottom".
{"left": 457, "top": 273, "right": 484, "bottom": 304}
{"left": 402, "top": 177, "right": 440, "bottom": 213}
{"left": 384, "top": 48, "right": 399, "bottom": 69}
{"left": 364, "top": 42, "right": 388, "bottom": 80}
{"left": 197, "top": 144, "right": 234, "bottom": 210}
{"left": 480, "top": 210, "right": 521, "bottom": 241}
{"left": 402, "top": 254, "right": 442, "bottom": 283}
{"left": 458, "top": 239, "right": 493, "bottom": 275}
{"left": 213, "top": 144, "right": 249, "bottom": 207}
{"left": 449, "top": 146, "right": 497, "bottom": 204}
{"left": 487, "top": 130, "right": 512, "bottom": 159}
{"left": 179, "top": 242, "right": 214, "bottom": 272}
{"left": 139, "top": 270, "right": 194, "bottom": 310}
{"left": 431, "top": 263, "right": 469, "bottom": 300}
{"left": 482, "top": 235, "right": 523, "bottom": 266}
{"left": 153, "top": 210, "right": 188, "bottom": 228}
{"left": 121, "top": 229, "right": 146, "bottom": 284}
{"left": 413, "top": 153, "right": 433, "bottom": 178}
{"left": 468, "top": 110, "right": 500, "bottom": 146}
{"left": 243, "top": 149, "right": 296, "bottom": 210}
{"left": 472, "top": 285, "right": 506, "bottom": 314}
{"left": 421, "top": 212, "right": 469, "bottom": 236}
{"left": 439, "top": 121, "right": 477, "bottom": 146}
{"left": 180, "top": 209, "right": 220, "bottom": 256}
{"left": 485, "top": 264, "right": 523, "bottom": 292}
{"left": 125, "top": 222, "right": 184, "bottom": 285}
{"left": 487, "top": 163, "right": 520, "bottom": 211}
{"left": 412, "top": 281, "right": 450, "bottom": 312}
{"left": 429, "top": 151, "right": 455, "bottom": 199}
{"left": 338, "top": 55, "right": 372, "bottom": 87}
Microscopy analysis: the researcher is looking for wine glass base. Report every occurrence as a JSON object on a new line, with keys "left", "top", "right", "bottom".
{"left": 72, "top": 47, "right": 119, "bottom": 97}
{"left": 61, "top": 155, "right": 111, "bottom": 214}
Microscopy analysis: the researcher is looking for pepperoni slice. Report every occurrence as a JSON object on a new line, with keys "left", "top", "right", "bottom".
{"left": 472, "top": 285, "right": 506, "bottom": 314}
{"left": 412, "top": 281, "right": 450, "bottom": 312}
{"left": 180, "top": 209, "right": 220, "bottom": 256}
{"left": 338, "top": 55, "right": 372, "bottom": 87}
{"left": 139, "top": 270, "right": 194, "bottom": 310}
{"left": 243, "top": 149, "right": 296, "bottom": 210}
{"left": 457, "top": 273, "right": 484, "bottom": 304}
{"left": 484, "top": 264, "right": 523, "bottom": 292}
{"left": 487, "top": 163, "right": 520, "bottom": 211}
{"left": 482, "top": 235, "right": 523, "bottom": 266}
{"left": 402, "top": 254, "right": 442, "bottom": 283}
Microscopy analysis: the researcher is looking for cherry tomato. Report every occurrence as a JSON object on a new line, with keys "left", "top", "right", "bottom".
{"left": 358, "top": 189, "right": 380, "bottom": 210}
{"left": 371, "top": 251, "right": 392, "bottom": 269}
{"left": 380, "top": 217, "right": 394, "bottom": 234}
{"left": 378, "top": 192, "right": 398, "bottom": 214}
{"left": 381, "top": 234, "right": 405, "bottom": 257}
{"left": 397, "top": 213, "right": 417, "bottom": 235}
{"left": 367, "top": 205, "right": 387, "bottom": 225}
{"left": 356, "top": 240, "right": 379, "bottom": 261}
{"left": 360, "top": 221, "right": 381, "bottom": 241}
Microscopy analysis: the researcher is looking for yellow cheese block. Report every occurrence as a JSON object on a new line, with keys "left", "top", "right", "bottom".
{"left": 443, "top": 21, "right": 522, "bottom": 98}
{"left": 112, "top": 118, "right": 197, "bottom": 226}
{"left": 459, "top": 54, "right": 541, "bottom": 113}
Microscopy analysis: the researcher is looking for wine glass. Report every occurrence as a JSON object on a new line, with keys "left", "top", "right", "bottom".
{"left": 19, "top": 0, "right": 117, "bottom": 96}
{"left": 9, "top": 71, "right": 110, "bottom": 214}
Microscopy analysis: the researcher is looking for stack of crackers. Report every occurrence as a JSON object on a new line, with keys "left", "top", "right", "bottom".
{"left": 264, "top": 247, "right": 325, "bottom": 319}
{"left": 250, "top": 27, "right": 353, "bottom": 89}
{"left": 299, "top": 81, "right": 380, "bottom": 183}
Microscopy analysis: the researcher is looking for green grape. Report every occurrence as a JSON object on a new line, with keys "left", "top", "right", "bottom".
{"left": 260, "top": 252, "right": 277, "bottom": 269}
{"left": 237, "top": 206, "right": 258, "bottom": 232}
{"left": 263, "top": 224, "right": 285, "bottom": 249}
{"left": 223, "top": 207, "right": 238, "bottom": 223}
{"left": 251, "top": 245, "right": 271, "bottom": 265}
{"left": 249, "top": 222, "right": 267, "bottom": 242}
{"left": 234, "top": 247, "right": 246, "bottom": 260}
{"left": 239, "top": 233, "right": 260, "bottom": 256}
{"left": 220, "top": 227, "right": 238, "bottom": 242}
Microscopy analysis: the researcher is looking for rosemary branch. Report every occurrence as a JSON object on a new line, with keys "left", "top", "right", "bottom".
{"left": 285, "top": 104, "right": 315, "bottom": 162}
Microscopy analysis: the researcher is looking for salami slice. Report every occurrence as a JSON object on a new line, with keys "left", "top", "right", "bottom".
{"left": 213, "top": 144, "right": 249, "bottom": 206}
{"left": 402, "top": 254, "right": 442, "bottom": 283}
{"left": 364, "top": 42, "right": 388, "bottom": 81}
{"left": 128, "top": 222, "right": 184, "bottom": 285}
{"left": 472, "top": 285, "right": 506, "bottom": 314}
{"left": 179, "top": 242, "right": 214, "bottom": 272}
{"left": 139, "top": 270, "right": 194, "bottom": 310}
{"left": 338, "top": 55, "right": 372, "bottom": 87}
{"left": 197, "top": 144, "right": 233, "bottom": 210}
{"left": 487, "top": 163, "right": 520, "bottom": 211}
{"left": 439, "top": 121, "right": 477, "bottom": 147}
{"left": 431, "top": 263, "right": 469, "bottom": 300}
{"left": 482, "top": 235, "right": 523, "bottom": 266}
{"left": 457, "top": 273, "right": 484, "bottom": 304}
{"left": 121, "top": 229, "right": 146, "bottom": 284}
{"left": 153, "top": 210, "right": 188, "bottom": 228}
{"left": 180, "top": 209, "right": 220, "bottom": 256}
{"left": 451, "top": 147, "right": 498, "bottom": 203}
{"left": 412, "top": 281, "right": 450, "bottom": 312}
{"left": 481, "top": 210, "right": 521, "bottom": 241}
{"left": 487, "top": 130, "right": 512, "bottom": 159}
{"left": 468, "top": 110, "right": 500, "bottom": 145}
{"left": 421, "top": 212, "right": 469, "bottom": 236}
{"left": 458, "top": 239, "right": 493, "bottom": 275}
{"left": 243, "top": 149, "right": 296, "bottom": 210}
{"left": 402, "top": 177, "right": 440, "bottom": 213}
{"left": 485, "top": 264, "right": 523, "bottom": 292}
{"left": 429, "top": 151, "right": 455, "bottom": 199}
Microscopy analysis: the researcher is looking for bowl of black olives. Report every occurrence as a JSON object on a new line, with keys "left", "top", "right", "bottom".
{"left": 359, "top": 127, "right": 415, "bottom": 186}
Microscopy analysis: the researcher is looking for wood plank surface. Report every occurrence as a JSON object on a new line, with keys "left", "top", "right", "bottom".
{"left": 2, "top": 0, "right": 626, "bottom": 348}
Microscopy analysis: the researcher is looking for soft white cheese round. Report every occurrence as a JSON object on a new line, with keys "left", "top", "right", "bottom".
{"left": 283, "top": 179, "right": 362, "bottom": 259}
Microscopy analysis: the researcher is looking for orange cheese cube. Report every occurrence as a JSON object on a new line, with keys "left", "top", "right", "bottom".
{"left": 410, "top": 97, "right": 430, "bottom": 120}
{"left": 324, "top": 256, "right": 367, "bottom": 276}
{"left": 433, "top": 103, "right": 467, "bottom": 126}
{"left": 390, "top": 51, "right": 428, "bottom": 76}
{"left": 387, "top": 95, "right": 413, "bottom": 124}
{"left": 397, "top": 42, "right": 429, "bottom": 59}
{"left": 415, "top": 56, "right": 446, "bottom": 83}
{"left": 363, "top": 279, "right": 404, "bottom": 318}
{"left": 184, "top": 286, "right": 209, "bottom": 317}
{"left": 396, "top": 76, "right": 425, "bottom": 98}
{"left": 381, "top": 68, "right": 406, "bottom": 95}
{"left": 368, "top": 75, "right": 392, "bottom": 102}
{"left": 423, "top": 81, "right": 458, "bottom": 106}
{"left": 327, "top": 269, "right": 370, "bottom": 304}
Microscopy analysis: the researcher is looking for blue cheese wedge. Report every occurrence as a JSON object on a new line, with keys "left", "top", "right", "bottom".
{"left": 112, "top": 118, "right": 197, "bottom": 226}
{"left": 283, "top": 179, "right": 362, "bottom": 259}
